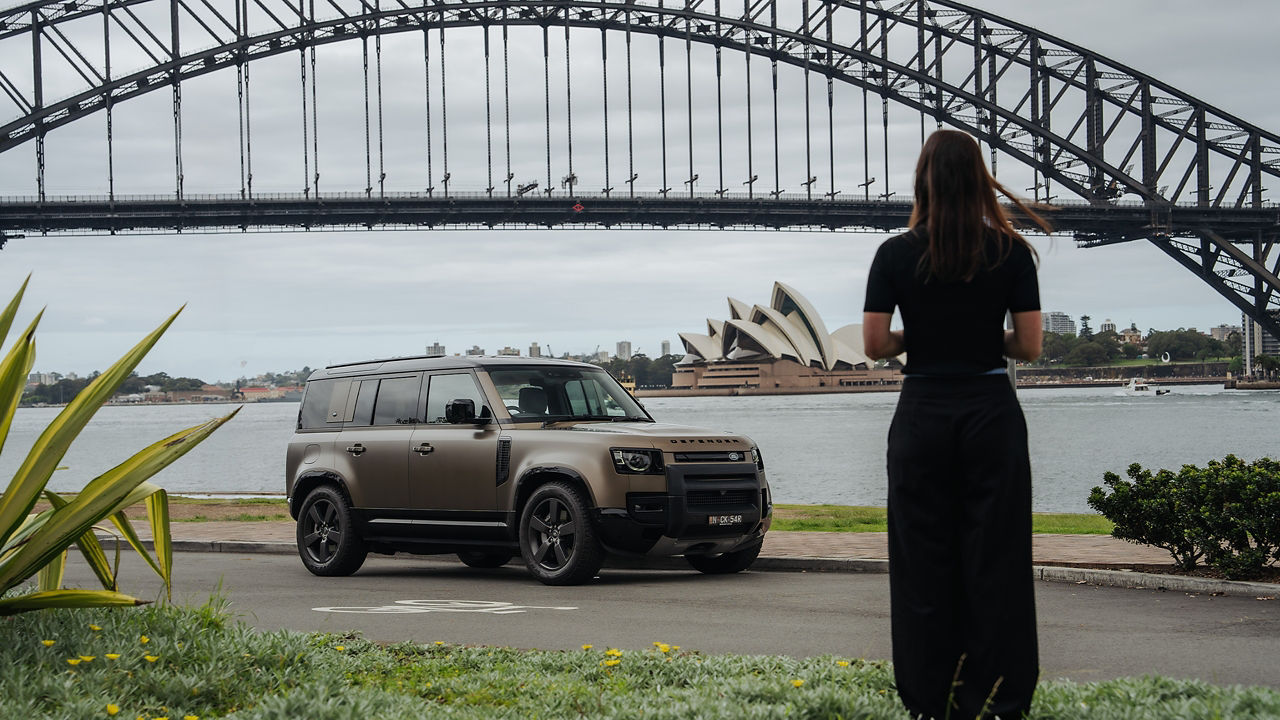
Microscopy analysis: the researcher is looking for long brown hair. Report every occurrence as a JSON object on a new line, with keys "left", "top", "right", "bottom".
{"left": 909, "top": 129, "right": 1052, "bottom": 282}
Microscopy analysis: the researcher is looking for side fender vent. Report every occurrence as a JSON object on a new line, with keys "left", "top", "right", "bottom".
{"left": 496, "top": 436, "right": 512, "bottom": 486}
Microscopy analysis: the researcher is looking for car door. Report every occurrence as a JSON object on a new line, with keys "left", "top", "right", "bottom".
{"left": 334, "top": 374, "right": 422, "bottom": 509}
{"left": 408, "top": 371, "right": 499, "bottom": 513}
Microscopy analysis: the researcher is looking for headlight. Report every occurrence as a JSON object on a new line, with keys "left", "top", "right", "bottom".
{"left": 751, "top": 446, "right": 764, "bottom": 470}
{"left": 610, "top": 448, "right": 664, "bottom": 475}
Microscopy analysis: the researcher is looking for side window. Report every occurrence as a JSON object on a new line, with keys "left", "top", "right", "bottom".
{"left": 564, "top": 380, "right": 588, "bottom": 415}
{"left": 299, "top": 379, "right": 353, "bottom": 429}
{"left": 372, "top": 376, "right": 423, "bottom": 425}
{"left": 425, "top": 373, "right": 488, "bottom": 424}
{"left": 348, "top": 379, "right": 377, "bottom": 427}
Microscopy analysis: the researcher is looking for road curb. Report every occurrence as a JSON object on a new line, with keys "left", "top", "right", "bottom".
{"left": 162, "top": 540, "right": 1277, "bottom": 598}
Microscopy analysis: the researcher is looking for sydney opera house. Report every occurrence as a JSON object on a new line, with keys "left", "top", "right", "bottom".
{"left": 672, "top": 282, "right": 903, "bottom": 393}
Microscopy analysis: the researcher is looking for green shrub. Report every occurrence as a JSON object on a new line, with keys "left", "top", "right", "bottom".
{"left": 1088, "top": 455, "right": 1280, "bottom": 579}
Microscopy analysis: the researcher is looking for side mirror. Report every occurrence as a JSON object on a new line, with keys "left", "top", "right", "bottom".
{"left": 445, "top": 398, "right": 491, "bottom": 425}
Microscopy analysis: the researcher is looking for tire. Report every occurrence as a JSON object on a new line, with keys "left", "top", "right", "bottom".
{"left": 685, "top": 539, "right": 763, "bottom": 575}
{"left": 457, "top": 551, "right": 516, "bottom": 569}
{"left": 518, "top": 481, "right": 605, "bottom": 585}
{"left": 296, "top": 485, "right": 368, "bottom": 576}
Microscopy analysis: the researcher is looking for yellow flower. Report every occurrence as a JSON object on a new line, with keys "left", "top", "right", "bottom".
{"left": 105, "top": 654, "right": 121, "bottom": 660}
{"left": 580, "top": 644, "right": 593, "bottom": 650}
{"left": 139, "top": 636, "right": 150, "bottom": 644}
{"left": 657, "top": 644, "right": 671, "bottom": 653}
{"left": 602, "top": 659, "right": 621, "bottom": 667}
{"left": 90, "top": 624, "right": 102, "bottom": 631}
{"left": 42, "top": 640, "right": 55, "bottom": 647}
{"left": 184, "top": 716, "right": 199, "bottom": 720}
{"left": 144, "top": 655, "right": 159, "bottom": 663}
{"left": 672, "top": 646, "right": 680, "bottom": 651}
{"left": 335, "top": 646, "right": 345, "bottom": 652}
{"left": 791, "top": 679, "right": 805, "bottom": 688}
{"left": 67, "top": 658, "right": 82, "bottom": 666}
{"left": 79, "top": 655, "right": 96, "bottom": 662}
{"left": 604, "top": 648, "right": 623, "bottom": 657}
{"left": 836, "top": 660, "right": 850, "bottom": 667}
{"left": 106, "top": 704, "right": 120, "bottom": 716}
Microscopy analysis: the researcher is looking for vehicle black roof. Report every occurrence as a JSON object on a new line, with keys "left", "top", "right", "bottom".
{"left": 308, "top": 354, "right": 598, "bottom": 380}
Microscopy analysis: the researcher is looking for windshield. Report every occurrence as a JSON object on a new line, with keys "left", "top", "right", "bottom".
{"left": 488, "top": 366, "right": 651, "bottom": 423}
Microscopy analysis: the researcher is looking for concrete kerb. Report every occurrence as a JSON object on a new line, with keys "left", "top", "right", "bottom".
{"left": 161, "top": 539, "right": 1279, "bottom": 599}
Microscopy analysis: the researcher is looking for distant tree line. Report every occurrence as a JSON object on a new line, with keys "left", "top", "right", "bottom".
{"left": 594, "top": 354, "right": 681, "bottom": 388}
{"left": 23, "top": 368, "right": 315, "bottom": 405}
{"left": 1038, "top": 317, "right": 1241, "bottom": 367}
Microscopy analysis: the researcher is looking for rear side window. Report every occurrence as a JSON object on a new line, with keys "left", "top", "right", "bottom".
{"left": 299, "top": 379, "right": 354, "bottom": 429}
{"left": 372, "top": 376, "right": 423, "bottom": 425}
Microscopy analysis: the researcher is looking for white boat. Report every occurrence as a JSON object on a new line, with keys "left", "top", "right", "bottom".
{"left": 1115, "top": 378, "right": 1170, "bottom": 397}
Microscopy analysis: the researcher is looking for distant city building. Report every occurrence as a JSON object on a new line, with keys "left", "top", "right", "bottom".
{"left": 498, "top": 346, "right": 520, "bottom": 356}
{"left": 594, "top": 350, "right": 611, "bottom": 363}
{"left": 529, "top": 342, "right": 541, "bottom": 358}
{"left": 616, "top": 341, "right": 632, "bottom": 361}
{"left": 661, "top": 340, "right": 671, "bottom": 357}
{"left": 425, "top": 341, "right": 446, "bottom": 356}
{"left": 1210, "top": 324, "right": 1241, "bottom": 342}
{"left": 1100, "top": 318, "right": 1116, "bottom": 334}
{"left": 1118, "top": 326, "right": 1144, "bottom": 347}
{"left": 27, "top": 372, "right": 60, "bottom": 386}
{"left": 1042, "top": 312, "right": 1077, "bottom": 336}
{"left": 465, "top": 345, "right": 485, "bottom": 356}
{"left": 1242, "top": 311, "right": 1280, "bottom": 375}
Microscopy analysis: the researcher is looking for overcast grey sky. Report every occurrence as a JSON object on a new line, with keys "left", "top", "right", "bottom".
{"left": 0, "top": 0, "right": 1277, "bottom": 382}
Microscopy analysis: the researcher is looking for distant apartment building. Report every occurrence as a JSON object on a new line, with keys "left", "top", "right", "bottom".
{"left": 616, "top": 341, "right": 632, "bottom": 361}
{"left": 529, "top": 342, "right": 542, "bottom": 358}
{"left": 1210, "top": 324, "right": 1242, "bottom": 342}
{"left": 661, "top": 340, "right": 671, "bottom": 357}
{"left": 1042, "top": 312, "right": 1077, "bottom": 336}
{"left": 27, "top": 372, "right": 60, "bottom": 386}
{"left": 465, "top": 345, "right": 485, "bottom": 356}
{"left": 497, "top": 346, "right": 520, "bottom": 356}
{"left": 1100, "top": 318, "right": 1116, "bottom": 334}
{"left": 1242, "top": 311, "right": 1280, "bottom": 375}
{"left": 425, "top": 341, "right": 446, "bottom": 356}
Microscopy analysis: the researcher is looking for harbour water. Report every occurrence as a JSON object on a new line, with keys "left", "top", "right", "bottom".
{"left": 7, "top": 384, "right": 1276, "bottom": 513}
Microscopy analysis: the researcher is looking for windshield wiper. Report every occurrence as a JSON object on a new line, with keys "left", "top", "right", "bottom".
{"left": 610, "top": 415, "right": 653, "bottom": 422}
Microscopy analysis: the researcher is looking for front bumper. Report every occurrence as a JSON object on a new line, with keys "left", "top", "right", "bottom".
{"left": 595, "top": 461, "right": 771, "bottom": 555}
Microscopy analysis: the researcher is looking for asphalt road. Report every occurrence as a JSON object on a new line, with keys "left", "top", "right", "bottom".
{"left": 62, "top": 551, "right": 1280, "bottom": 689}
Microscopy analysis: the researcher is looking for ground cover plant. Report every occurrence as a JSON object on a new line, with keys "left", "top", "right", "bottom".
{"left": 7, "top": 600, "right": 1279, "bottom": 719}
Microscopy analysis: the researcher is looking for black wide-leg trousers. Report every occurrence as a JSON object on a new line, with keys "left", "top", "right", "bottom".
{"left": 886, "top": 375, "right": 1038, "bottom": 720}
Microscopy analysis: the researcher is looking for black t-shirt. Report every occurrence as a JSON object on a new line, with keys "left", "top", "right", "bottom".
{"left": 863, "top": 229, "right": 1039, "bottom": 376}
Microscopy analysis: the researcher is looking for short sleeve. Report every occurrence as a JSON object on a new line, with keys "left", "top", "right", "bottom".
{"left": 1007, "top": 244, "right": 1040, "bottom": 313}
{"left": 863, "top": 241, "right": 897, "bottom": 313}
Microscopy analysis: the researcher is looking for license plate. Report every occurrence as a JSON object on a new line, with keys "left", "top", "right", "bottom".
{"left": 708, "top": 514, "right": 743, "bottom": 526}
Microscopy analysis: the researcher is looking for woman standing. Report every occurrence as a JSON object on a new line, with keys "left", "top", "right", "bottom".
{"left": 862, "top": 130, "right": 1052, "bottom": 720}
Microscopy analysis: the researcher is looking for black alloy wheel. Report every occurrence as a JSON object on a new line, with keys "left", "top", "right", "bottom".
{"left": 685, "top": 538, "right": 763, "bottom": 575}
{"left": 297, "top": 485, "right": 368, "bottom": 576}
{"left": 519, "top": 481, "right": 605, "bottom": 585}
{"left": 457, "top": 551, "right": 516, "bottom": 568}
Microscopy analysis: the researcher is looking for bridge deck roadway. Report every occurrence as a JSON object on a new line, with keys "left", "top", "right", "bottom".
{"left": 3, "top": 196, "right": 1277, "bottom": 240}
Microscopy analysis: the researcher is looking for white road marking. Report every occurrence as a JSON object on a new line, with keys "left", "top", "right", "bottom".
{"left": 313, "top": 599, "right": 578, "bottom": 614}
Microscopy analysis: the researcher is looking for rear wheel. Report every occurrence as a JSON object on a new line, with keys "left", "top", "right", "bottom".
{"left": 685, "top": 539, "right": 763, "bottom": 575}
{"left": 519, "top": 482, "right": 605, "bottom": 585}
{"left": 457, "top": 551, "right": 515, "bottom": 568}
{"left": 296, "top": 485, "right": 367, "bottom": 576}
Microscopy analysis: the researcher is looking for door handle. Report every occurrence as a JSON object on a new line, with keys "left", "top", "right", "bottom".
{"left": 414, "top": 443, "right": 435, "bottom": 456}
{"left": 345, "top": 443, "right": 366, "bottom": 456}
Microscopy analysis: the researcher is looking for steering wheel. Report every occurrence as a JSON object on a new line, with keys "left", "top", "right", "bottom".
{"left": 505, "top": 405, "right": 524, "bottom": 415}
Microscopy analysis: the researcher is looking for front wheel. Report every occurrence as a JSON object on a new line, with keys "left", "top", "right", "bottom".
{"left": 296, "top": 485, "right": 368, "bottom": 576}
{"left": 519, "top": 482, "right": 605, "bottom": 585}
{"left": 685, "top": 539, "right": 763, "bottom": 575}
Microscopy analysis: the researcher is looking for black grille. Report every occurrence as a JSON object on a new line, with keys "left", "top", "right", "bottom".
{"left": 687, "top": 489, "right": 756, "bottom": 506}
{"left": 673, "top": 451, "right": 749, "bottom": 463}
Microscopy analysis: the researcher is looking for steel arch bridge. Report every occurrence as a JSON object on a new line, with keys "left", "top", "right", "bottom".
{"left": 0, "top": 0, "right": 1278, "bottom": 336}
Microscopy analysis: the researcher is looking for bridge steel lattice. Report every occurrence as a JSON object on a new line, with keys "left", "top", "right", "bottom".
{"left": 0, "top": 0, "right": 1278, "bottom": 337}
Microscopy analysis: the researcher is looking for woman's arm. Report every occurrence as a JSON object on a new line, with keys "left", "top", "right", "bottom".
{"left": 862, "top": 312, "right": 904, "bottom": 360}
{"left": 1004, "top": 310, "right": 1043, "bottom": 362}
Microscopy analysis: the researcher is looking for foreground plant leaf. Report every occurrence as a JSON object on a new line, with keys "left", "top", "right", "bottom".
{"left": 0, "top": 589, "right": 147, "bottom": 615}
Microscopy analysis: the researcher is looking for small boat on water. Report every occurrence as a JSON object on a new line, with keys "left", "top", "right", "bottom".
{"left": 1116, "top": 378, "right": 1170, "bottom": 397}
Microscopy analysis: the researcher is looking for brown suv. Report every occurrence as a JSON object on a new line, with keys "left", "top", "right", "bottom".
{"left": 285, "top": 356, "right": 771, "bottom": 585}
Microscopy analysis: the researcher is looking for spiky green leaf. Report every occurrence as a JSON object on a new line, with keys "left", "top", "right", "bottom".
{"left": 0, "top": 589, "right": 148, "bottom": 616}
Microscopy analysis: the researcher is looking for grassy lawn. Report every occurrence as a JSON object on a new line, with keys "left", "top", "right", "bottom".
{"left": 7, "top": 600, "right": 1277, "bottom": 719}
{"left": 772, "top": 504, "right": 1114, "bottom": 535}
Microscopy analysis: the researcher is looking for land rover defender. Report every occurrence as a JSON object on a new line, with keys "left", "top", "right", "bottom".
{"left": 285, "top": 355, "right": 771, "bottom": 585}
